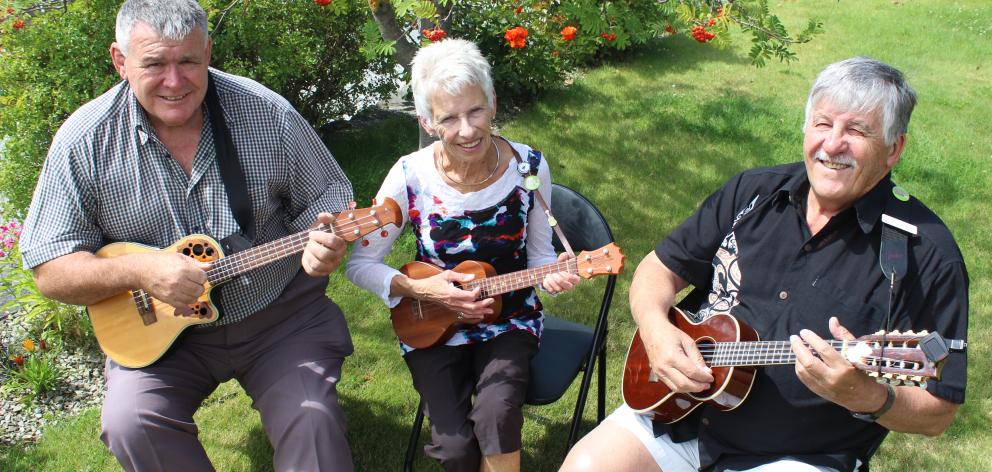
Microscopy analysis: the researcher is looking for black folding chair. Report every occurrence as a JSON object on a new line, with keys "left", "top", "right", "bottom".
{"left": 403, "top": 183, "right": 618, "bottom": 470}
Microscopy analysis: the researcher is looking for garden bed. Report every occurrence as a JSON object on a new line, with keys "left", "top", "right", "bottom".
{"left": 1, "top": 314, "right": 104, "bottom": 445}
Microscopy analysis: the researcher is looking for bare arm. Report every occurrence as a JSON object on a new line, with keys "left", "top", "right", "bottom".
{"left": 33, "top": 250, "right": 208, "bottom": 307}
{"left": 630, "top": 251, "right": 713, "bottom": 392}
{"left": 794, "top": 318, "right": 960, "bottom": 436}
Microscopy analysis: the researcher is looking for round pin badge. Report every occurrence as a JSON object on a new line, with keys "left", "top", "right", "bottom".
{"left": 892, "top": 185, "right": 910, "bottom": 202}
{"left": 523, "top": 175, "right": 541, "bottom": 191}
{"left": 516, "top": 162, "right": 531, "bottom": 175}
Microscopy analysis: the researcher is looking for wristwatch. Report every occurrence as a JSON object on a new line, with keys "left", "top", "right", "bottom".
{"left": 851, "top": 383, "right": 896, "bottom": 422}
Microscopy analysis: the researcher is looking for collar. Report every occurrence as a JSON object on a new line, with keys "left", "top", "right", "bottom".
{"left": 774, "top": 166, "right": 893, "bottom": 234}
{"left": 125, "top": 83, "right": 155, "bottom": 146}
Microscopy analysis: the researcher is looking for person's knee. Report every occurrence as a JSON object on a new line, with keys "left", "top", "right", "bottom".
{"left": 560, "top": 446, "right": 607, "bottom": 472}
{"left": 100, "top": 402, "right": 146, "bottom": 447}
{"left": 428, "top": 432, "right": 481, "bottom": 470}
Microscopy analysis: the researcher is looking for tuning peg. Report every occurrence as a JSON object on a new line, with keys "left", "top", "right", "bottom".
{"left": 874, "top": 330, "right": 885, "bottom": 336}
{"left": 361, "top": 239, "right": 370, "bottom": 247}
{"left": 380, "top": 230, "right": 389, "bottom": 238}
{"left": 372, "top": 197, "right": 378, "bottom": 206}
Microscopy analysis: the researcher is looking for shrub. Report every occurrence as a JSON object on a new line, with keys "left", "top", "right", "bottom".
{"left": 0, "top": 220, "right": 91, "bottom": 343}
{"left": 0, "top": 0, "right": 396, "bottom": 215}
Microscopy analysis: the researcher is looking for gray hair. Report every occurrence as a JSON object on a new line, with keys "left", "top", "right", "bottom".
{"left": 410, "top": 39, "right": 495, "bottom": 126}
{"left": 115, "top": 0, "right": 209, "bottom": 56}
{"left": 804, "top": 57, "right": 917, "bottom": 145}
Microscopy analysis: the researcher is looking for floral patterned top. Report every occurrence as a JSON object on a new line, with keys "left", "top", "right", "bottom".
{"left": 345, "top": 138, "right": 557, "bottom": 354}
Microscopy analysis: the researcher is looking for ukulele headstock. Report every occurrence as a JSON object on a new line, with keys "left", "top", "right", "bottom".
{"left": 848, "top": 330, "right": 950, "bottom": 388}
{"left": 575, "top": 243, "right": 625, "bottom": 279}
{"left": 333, "top": 197, "right": 403, "bottom": 242}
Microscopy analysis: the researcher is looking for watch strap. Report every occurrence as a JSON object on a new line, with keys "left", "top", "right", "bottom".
{"left": 851, "top": 382, "right": 896, "bottom": 422}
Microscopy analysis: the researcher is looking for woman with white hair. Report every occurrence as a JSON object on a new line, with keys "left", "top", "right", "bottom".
{"left": 346, "top": 39, "right": 579, "bottom": 471}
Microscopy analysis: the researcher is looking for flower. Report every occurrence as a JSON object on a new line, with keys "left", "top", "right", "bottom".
{"left": 599, "top": 32, "right": 617, "bottom": 42}
{"left": 665, "top": 24, "right": 676, "bottom": 34}
{"left": 422, "top": 28, "right": 446, "bottom": 42}
{"left": 23, "top": 339, "right": 36, "bottom": 352}
{"left": 561, "top": 26, "right": 577, "bottom": 41}
{"left": 13, "top": 355, "right": 23, "bottom": 366}
{"left": 514, "top": 5, "right": 522, "bottom": 14}
{"left": 505, "top": 26, "right": 528, "bottom": 49}
{"left": 691, "top": 25, "right": 716, "bottom": 43}
{"left": 707, "top": 18, "right": 717, "bottom": 27}
{"left": 12, "top": 18, "right": 24, "bottom": 30}
{"left": 314, "top": 0, "right": 332, "bottom": 6}
{"left": 6, "top": 7, "right": 14, "bottom": 15}
{"left": 39, "top": 340, "right": 47, "bottom": 350}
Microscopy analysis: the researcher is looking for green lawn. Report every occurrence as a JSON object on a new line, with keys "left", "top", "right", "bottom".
{"left": 2, "top": 0, "right": 990, "bottom": 470}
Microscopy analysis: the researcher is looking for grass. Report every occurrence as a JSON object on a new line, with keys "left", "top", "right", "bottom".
{"left": 2, "top": 0, "right": 990, "bottom": 470}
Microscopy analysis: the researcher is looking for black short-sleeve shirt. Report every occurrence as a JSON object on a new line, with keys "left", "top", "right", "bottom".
{"left": 655, "top": 162, "right": 968, "bottom": 472}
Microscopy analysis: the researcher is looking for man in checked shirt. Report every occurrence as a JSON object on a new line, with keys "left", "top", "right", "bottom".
{"left": 20, "top": 1, "right": 356, "bottom": 470}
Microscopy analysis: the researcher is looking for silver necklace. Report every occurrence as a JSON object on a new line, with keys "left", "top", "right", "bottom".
{"left": 437, "top": 137, "right": 501, "bottom": 186}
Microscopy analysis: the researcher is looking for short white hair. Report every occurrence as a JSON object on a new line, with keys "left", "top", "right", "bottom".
{"left": 115, "top": 0, "right": 208, "bottom": 56}
{"left": 410, "top": 39, "right": 495, "bottom": 126}
{"left": 803, "top": 57, "right": 917, "bottom": 145}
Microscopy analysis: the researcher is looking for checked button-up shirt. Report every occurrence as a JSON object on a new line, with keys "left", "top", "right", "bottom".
{"left": 22, "top": 68, "right": 353, "bottom": 325}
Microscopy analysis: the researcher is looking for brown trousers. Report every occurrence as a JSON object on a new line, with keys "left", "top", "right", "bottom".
{"left": 100, "top": 270, "right": 354, "bottom": 472}
{"left": 404, "top": 329, "right": 539, "bottom": 472}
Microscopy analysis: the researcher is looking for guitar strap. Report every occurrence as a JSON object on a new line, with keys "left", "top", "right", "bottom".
{"left": 205, "top": 72, "right": 255, "bottom": 242}
{"left": 203, "top": 73, "right": 255, "bottom": 321}
{"left": 495, "top": 135, "right": 575, "bottom": 257}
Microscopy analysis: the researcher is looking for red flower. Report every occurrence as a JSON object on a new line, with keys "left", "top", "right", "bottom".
{"left": 422, "top": 28, "right": 446, "bottom": 42}
{"left": 561, "top": 26, "right": 577, "bottom": 41}
{"left": 707, "top": 18, "right": 717, "bottom": 27}
{"left": 6, "top": 7, "right": 14, "bottom": 15}
{"left": 514, "top": 5, "right": 522, "bottom": 14}
{"left": 12, "top": 18, "right": 24, "bottom": 30}
{"left": 13, "top": 355, "right": 23, "bottom": 366}
{"left": 314, "top": 0, "right": 332, "bottom": 6}
{"left": 39, "top": 340, "right": 47, "bottom": 350}
{"left": 599, "top": 32, "right": 617, "bottom": 42}
{"left": 665, "top": 24, "right": 676, "bottom": 34}
{"left": 691, "top": 25, "right": 715, "bottom": 43}
{"left": 505, "top": 26, "right": 528, "bottom": 49}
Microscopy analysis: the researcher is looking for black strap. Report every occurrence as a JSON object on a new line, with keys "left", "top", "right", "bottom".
{"left": 204, "top": 73, "right": 254, "bottom": 240}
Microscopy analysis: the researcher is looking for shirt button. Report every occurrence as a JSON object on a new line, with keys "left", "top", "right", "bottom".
{"left": 701, "top": 418, "right": 710, "bottom": 426}
{"left": 803, "top": 243, "right": 813, "bottom": 252}
{"left": 778, "top": 290, "right": 789, "bottom": 300}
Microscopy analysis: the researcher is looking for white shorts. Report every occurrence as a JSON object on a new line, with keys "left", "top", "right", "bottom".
{"left": 606, "top": 403, "right": 849, "bottom": 472}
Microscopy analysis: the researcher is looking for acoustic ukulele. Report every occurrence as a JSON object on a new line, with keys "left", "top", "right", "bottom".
{"left": 622, "top": 307, "right": 964, "bottom": 423}
{"left": 391, "top": 243, "right": 624, "bottom": 348}
{"left": 87, "top": 198, "right": 402, "bottom": 368}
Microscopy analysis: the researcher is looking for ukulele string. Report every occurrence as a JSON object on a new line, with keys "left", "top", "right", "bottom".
{"left": 206, "top": 212, "right": 385, "bottom": 281}
{"left": 404, "top": 252, "right": 613, "bottom": 320}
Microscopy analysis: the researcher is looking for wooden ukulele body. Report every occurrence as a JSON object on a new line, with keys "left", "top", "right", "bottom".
{"left": 622, "top": 309, "right": 759, "bottom": 423}
{"left": 88, "top": 235, "right": 223, "bottom": 368}
{"left": 390, "top": 260, "right": 503, "bottom": 349}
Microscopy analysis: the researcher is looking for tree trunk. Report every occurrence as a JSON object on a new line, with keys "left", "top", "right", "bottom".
{"left": 368, "top": 1, "right": 436, "bottom": 149}
{"left": 369, "top": 0, "right": 417, "bottom": 75}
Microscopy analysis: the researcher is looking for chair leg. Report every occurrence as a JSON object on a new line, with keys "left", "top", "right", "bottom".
{"left": 598, "top": 343, "right": 607, "bottom": 422}
{"left": 404, "top": 399, "right": 426, "bottom": 472}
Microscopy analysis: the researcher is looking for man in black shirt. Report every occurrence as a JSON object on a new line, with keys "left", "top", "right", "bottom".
{"left": 561, "top": 57, "right": 968, "bottom": 472}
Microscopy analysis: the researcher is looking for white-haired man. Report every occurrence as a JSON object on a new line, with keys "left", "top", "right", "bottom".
{"left": 21, "top": 0, "right": 355, "bottom": 469}
{"left": 562, "top": 57, "right": 968, "bottom": 472}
